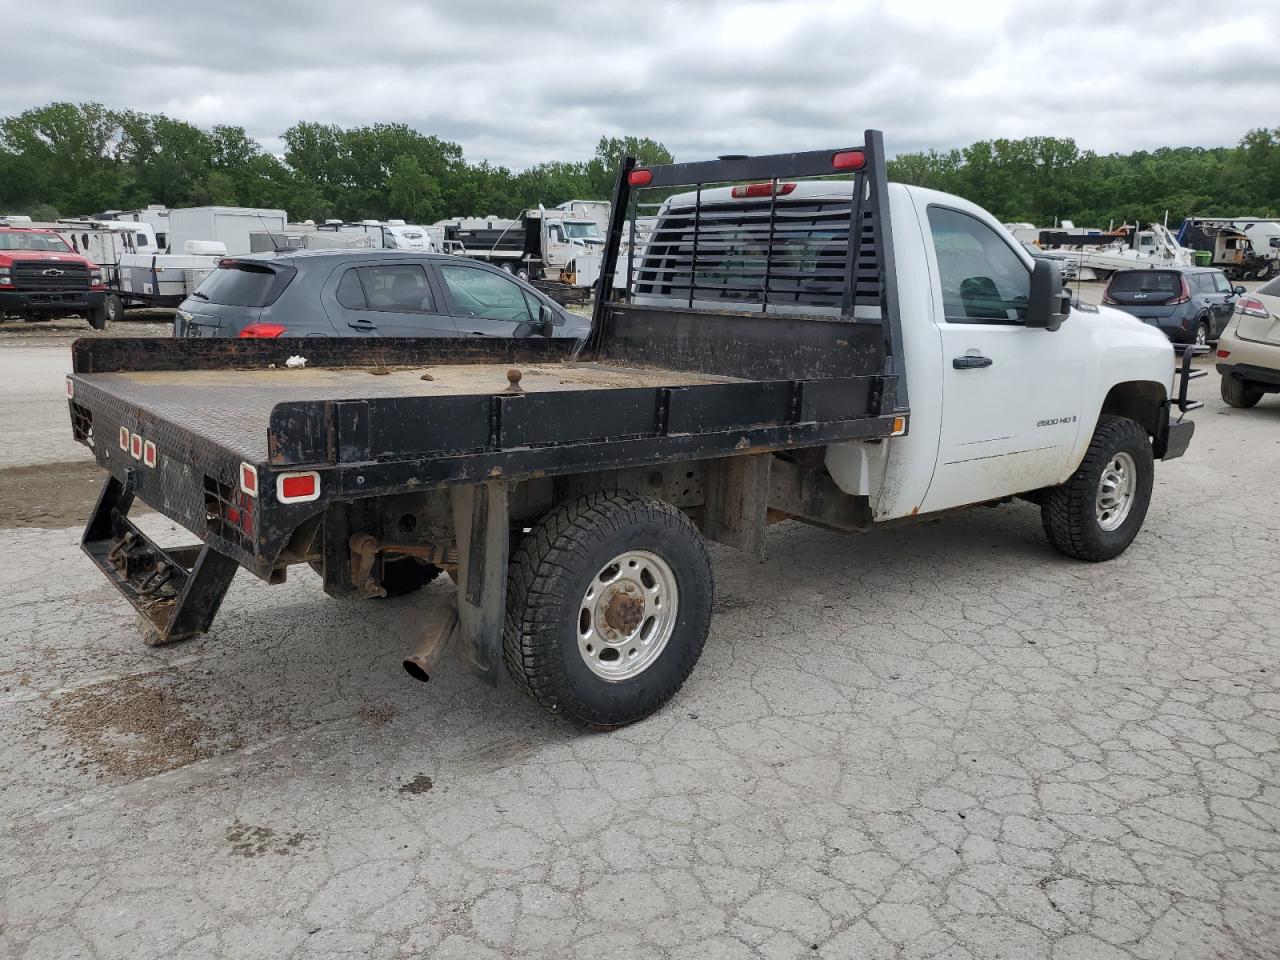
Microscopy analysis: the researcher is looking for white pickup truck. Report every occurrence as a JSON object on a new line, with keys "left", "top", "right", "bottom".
{"left": 67, "top": 131, "right": 1197, "bottom": 727}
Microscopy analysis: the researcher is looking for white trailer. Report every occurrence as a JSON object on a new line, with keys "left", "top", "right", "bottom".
{"left": 167, "top": 207, "right": 287, "bottom": 258}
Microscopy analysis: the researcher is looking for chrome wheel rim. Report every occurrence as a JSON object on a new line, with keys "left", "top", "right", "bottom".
{"left": 1195, "top": 324, "right": 1208, "bottom": 347}
{"left": 1096, "top": 451, "right": 1136, "bottom": 532}
{"left": 577, "top": 550, "right": 678, "bottom": 681}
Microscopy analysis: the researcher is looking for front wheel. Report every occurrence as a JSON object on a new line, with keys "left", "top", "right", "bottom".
{"left": 504, "top": 491, "right": 713, "bottom": 727}
{"left": 105, "top": 293, "right": 124, "bottom": 325}
{"left": 88, "top": 304, "right": 109, "bottom": 330}
{"left": 1041, "top": 416, "right": 1154, "bottom": 562}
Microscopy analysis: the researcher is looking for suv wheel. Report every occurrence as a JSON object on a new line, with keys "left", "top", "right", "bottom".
{"left": 1194, "top": 320, "right": 1210, "bottom": 348}
{"left": 1221, "top": 374, "right": 1263, "bottom": 409}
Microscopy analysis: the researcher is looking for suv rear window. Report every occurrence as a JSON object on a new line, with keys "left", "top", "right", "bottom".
{"left": 195, "top": 261, "right": 295, "bottom": 306}
{"left": 1108, "top": 271, "right": 1181, "bottom": 296}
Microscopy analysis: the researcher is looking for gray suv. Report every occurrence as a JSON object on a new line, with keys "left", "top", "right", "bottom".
{"left": 173, "top": 250, "right": 591, "bottom": 340}
{"left": 1102, "top": 266, "right": 1244, "bottom": 346}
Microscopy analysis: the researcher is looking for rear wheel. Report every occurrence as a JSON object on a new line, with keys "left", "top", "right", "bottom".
{"left": 105, "top": 294, "right": 124, "bottom": 325}
{"left": 1042, "top": 416, "right": 1154, "bottom": 562}
{"left": 1221, "top": 374, "right": 1263, "bottom": 409}
{"left": 1194, "top": 319, "right": 1210, "bottom": 348}
{"left": 504, "top": 491, "right": 713, "bottom": 727}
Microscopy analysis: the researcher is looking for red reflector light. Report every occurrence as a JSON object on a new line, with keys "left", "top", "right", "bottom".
{"left": 627, "top": 168, "right": 653, "bottom": 187}
{"left": 1217, "top": 349, "right": 1231, "bottom": 358}
{"left": 239, "top": 462, "right": 258, "bottom": 497}
{"left": 130, "top": 433, "right": 142, "bottom": 459}
{"left": 238, "top": 323, "right": 288, "bottom": 338}
{"left": 143, "top": 440, "right": 157, "bottom": 468}
{"left": 730, "top": 182, "right": 798, "bottom": 199}
{"left": 65, "top": 377, "right": 74, "bottom": 399}
{"left": 276, "top": 471, "right": 321, "bottom": 503}
{"left": 832, "top": 150, "right": 866, "bottom": 171}
{"left": 119, "top": 426, "right": 129, "bottom": 450}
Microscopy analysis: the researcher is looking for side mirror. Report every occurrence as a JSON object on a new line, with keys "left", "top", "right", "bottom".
{"left": 1233, "top": 284, "right": 1247, "bottom": 296}
{"left": 538, "top": 303, "right": 557, "bottom": 337}
{"left": 1026, "top": 258, "right": 1070, "bottom": 331}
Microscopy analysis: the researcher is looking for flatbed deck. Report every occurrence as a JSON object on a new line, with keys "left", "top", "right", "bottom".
{"left": 81, "top": 361, "right": 746, "bottom": 462}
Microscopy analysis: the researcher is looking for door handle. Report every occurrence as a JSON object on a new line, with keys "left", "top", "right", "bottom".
{"left": 348, "top": 321, "right": 376, "bottom": 331}
{"left": 953, "top": 354, "right": 993, "bottom": 369}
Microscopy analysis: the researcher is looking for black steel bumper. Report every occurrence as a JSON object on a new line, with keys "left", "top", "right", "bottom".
{"left": 0, "top": 289, "right": 103, "bottom": 314}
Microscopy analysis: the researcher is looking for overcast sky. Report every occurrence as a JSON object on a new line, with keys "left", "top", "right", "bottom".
{"left": 5, "top": 0, "right": 1277, "bottom": 169}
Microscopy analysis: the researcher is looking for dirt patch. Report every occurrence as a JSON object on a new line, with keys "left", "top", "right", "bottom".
{"left": 226, "top": 822, "right": 308, "bottom": 857}
{"left": 0, "top": 460, "right": 152, "bottom": 529}
{"left": 49, "top": 672, "right": 237, "bottom": 780}
{"left": 0, "top": 316, "right": 173, "bottom": 340}
{"left": 398, "top": 774, "right": 434, "bottom": 795}
{"left": 360, "top": 704, "right": 395, "bottom": 725}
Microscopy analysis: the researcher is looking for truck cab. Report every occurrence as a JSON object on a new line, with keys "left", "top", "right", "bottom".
{"left": 0, "top": 227, "right": 107, "bottom": 327}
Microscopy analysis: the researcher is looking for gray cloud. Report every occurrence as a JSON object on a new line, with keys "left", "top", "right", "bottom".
{"left": 3, "top": 0, "right": 1276, "bottom": 168}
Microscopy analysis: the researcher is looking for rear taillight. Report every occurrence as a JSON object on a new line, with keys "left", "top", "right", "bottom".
{"left": 1217, "top": 349, "right": 1231, "bottom": 358}
{"left": 730, "top": 182, "right": 798, "bottom": 199}
{"left": 276, "top": 471, "right": 320, "bottom": 504}
{"left": 1238, "top": 297, "right": 1270, "bottom": 318}
{"left": 238, "top": 323, "right": 287, "bottom": 338}
{"left": 1171, "top": 276, "right": 1192, "bottom": 305}
{"left": 1101, "top": 283, "right": 1117, "bottom": 305}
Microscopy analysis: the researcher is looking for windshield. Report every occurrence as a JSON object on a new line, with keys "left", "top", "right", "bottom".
{"left": 562, "top": 222, "right": 600, "bottom": 240}
{"left": 0, "top": 231, "right": 72, "bottom": 252}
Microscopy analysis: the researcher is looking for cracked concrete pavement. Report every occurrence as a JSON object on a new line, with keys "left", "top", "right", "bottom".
{"left": 2, "top": 323, "right": 1279, "bottom": 959}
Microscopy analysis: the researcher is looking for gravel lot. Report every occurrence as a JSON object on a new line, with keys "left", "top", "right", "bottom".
{"left": 1, "top": 307, "right": 1279, "bottom": 959}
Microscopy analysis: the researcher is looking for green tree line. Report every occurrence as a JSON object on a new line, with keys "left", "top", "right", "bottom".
{"left": 0, "top": 102, "right": 673, "bottom": 223}
{"left": 1, "top": 102, "right": 1277, "bottom": 227}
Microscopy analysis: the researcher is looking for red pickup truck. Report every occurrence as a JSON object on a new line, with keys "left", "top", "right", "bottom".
{"left": 0, "top": 226, "right": 108, "bottom": 328}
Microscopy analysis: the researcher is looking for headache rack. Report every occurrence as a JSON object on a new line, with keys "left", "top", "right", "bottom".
{"left": 586, "top": 129, "right": 907, "bottom": 409}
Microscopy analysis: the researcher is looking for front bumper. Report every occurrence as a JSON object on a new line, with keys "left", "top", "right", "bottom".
{"left": 0, "top": 289, "right": 104, "bottom": 314}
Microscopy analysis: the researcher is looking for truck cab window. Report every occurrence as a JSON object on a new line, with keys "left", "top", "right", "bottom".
{"left": 439, "top": 265, "right": 534, "bottom": 323}
{"left": 928, "top": 206, "right": 1030, "bottom": 324}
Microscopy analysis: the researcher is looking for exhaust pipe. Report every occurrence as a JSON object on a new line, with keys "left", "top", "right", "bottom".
{"left": 403, "top": 595, "right": 459, "bottom": 683}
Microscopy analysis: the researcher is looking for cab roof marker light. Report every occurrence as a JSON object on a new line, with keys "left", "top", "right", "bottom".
{"left": 276, "top": 471, "right": 321, "bottom": 504}
{"left": 239, "top": 463, "right": 258, "bottom": 497}
{"left": 730, "top": 182, "right": 798, "bottom": 199}
{"left": 627, "top": 168, "right": 653, "bottom": 187}
{"left": 832, "top": 150, "right": 866, "bottom": 171}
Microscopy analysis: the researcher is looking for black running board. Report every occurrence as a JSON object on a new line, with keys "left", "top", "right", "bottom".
{"left": 82, "top": 472, "right": 238, "bottom": 646}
